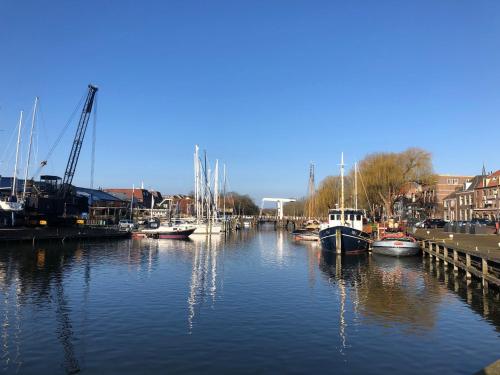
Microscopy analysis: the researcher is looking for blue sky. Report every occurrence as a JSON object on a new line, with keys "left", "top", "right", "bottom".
{"left": 1, "top": 0, "right": 499, "bottom": 201}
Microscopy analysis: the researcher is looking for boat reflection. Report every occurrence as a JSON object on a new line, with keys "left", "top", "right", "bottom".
{"left": 319, "top": 251, "right": 442, "bottom": 335}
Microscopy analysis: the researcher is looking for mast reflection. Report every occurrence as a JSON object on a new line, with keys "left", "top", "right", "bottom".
{"left": 187, "top": 235, "right": 223, "bottom": 332}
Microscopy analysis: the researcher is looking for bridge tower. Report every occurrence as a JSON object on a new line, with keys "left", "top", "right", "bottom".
{"left": 260, "top": 198, "right": 296, "bottom": 220}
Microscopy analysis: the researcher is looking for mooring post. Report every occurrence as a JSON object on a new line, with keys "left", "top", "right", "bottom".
{"left": 436, "top": 244, "right": 440, "bottom": 263}
{"left": 453, "top": 249, "right": 458, "bottom": 273}
{"left": 466, "top": 253, "right": 472, "bottom": 280}
{"left": 336, "top": 255, "right": 342, "bottom": 278}
{"left": 335, "top": 228, "right": 342, "bottom": 254}
{"left": 443, "top": 246, "right": 448, "bottom": 266}
{"left": 482, "top": 258, "right": 489, "bottom": 290}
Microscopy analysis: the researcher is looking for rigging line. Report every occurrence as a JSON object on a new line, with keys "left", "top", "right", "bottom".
{"left": 0, "top": 120, "right": 18, "bottom": 172}
{"left": 357, "top": 166, "right": 372, "bottom": 214}
{"left": 32, "top": 92, "right": 86, "bottom": 179}
{"left": 90, "top": 93, "right": 97, "bottom": 189}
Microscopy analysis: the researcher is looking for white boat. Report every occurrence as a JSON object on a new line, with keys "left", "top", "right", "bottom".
{"left": 1, "top": 110, "right": 26, "bottom": 214}
{"left": 372, "top": 233, "right": 420, "bottom": 257}
{"left": 0, "top": 200, "right": 24, "bottom": 212}
{"left": 192, "top": 223, "right": 222, "bottom": 234}
{"left": 141, "top": 223, "right": 197, "bottom": 239}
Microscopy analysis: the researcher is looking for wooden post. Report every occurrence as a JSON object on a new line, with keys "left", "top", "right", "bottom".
{"left": 436, "top": 244, "right": 440, "bottom": 263}
{"left": 443, "top": 246, "right": 448, "bottom": 266}
{"left": 453, "top": 249, "right": 458, "bottom": 273}
{"left": 336, "top": 228, "right": 342, "bottom": 254}
{"left": 466, "top": 253, "right": 472, "bottom": 280}
{"left": 336, "top": 255, "right": 342, "bottom": 278}
{"left": 482, "top": 258, "right": 489, "bottom": 290}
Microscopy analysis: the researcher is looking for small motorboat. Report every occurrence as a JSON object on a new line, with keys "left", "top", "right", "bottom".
{"left": 292, "top": 228, "right": 319, "bottom": 241}
{"left": 141, "top": 222, "right": 196, "bottom": 239}
{"left": 371, "top": 232, "right": 420, "bottom": 257}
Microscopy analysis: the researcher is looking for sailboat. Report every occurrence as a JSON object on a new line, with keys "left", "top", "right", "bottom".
{"left": 0, "top": 111, "right": 25, "bottom": 212}
{"left": 318, "top": 154, "right": 370, "bottom": 254}
{"left": 192, "top": 145, "right": 222, "bottom": 235}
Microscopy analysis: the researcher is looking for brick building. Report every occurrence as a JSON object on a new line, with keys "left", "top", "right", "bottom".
{"left": 474, "top": 170, "right": 500, "bottom": 220}
{"left": 421, "top": 174, "right": 473, "bottom": 219}
{"left": 443, "top": 175, "right": 482, "bottom": 221}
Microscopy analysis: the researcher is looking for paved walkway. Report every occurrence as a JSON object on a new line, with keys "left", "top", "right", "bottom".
{"left": 413, "top": 228, "right": 500, "bottom": 261}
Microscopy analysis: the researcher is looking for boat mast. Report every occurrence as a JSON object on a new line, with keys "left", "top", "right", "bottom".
{"left": 23, "top": 97, "right": 38, "bottom": 199}
{"left": 204, "top": 150, "right": 209, "bottom": 223}
{"left": 150, "top": 192, "right": 154, "bottom": 220}
{"left": 340, "top": 152, "right": 345, "bottom": 225}
{"left": 130, "top": 184, "right": 135, "bottom": 220}
{"left": 223, "top": 164, "right": 226, "bottom": 222}
{"left": 354, "top": 161, "right": 358, "bottom": 210}
{"left": 194, "top": 145, "right": 200, "bottom": 223}
{"left": 213, "top": 159, "right": 219, "bottom": 223}
{"left": 11, "top": 111, "right": 24, "bottom": 199}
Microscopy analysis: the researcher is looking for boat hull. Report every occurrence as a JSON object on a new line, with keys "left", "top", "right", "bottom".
{"left": 193, "top": 224, "right": 222, "bottom": 234}
{"left": 141, "top": 226, "right": 196, "bottom": 239}
{"left": 319, "top": 226, "right": 370, "bottom": 254}
{"left": 372, "top": 240, "right": 420, "bottom": 257}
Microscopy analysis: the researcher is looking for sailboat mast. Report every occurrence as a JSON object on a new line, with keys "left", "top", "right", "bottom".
{"left": 194, "top": 145, "right": 199, "bottom": 222}
{"left": 150, "top": 192, "right": 154, "bottom": 220}
{"left": 214, "top": 159, "right": 219, "bottom": 222}
{"left": 12, "top": 111, "right": 24, "bottom": 198}
{"left": 130, "top": 184, "right": 135, "bottom": 220}
{"left": 340, "top": 152, "right": 345, "bottom": 225}
{"left": 354, "top": 162, "right": 358, "bottom": 210}
{"left": 23, "top": 97, "right": 38, "bottom": 199}
{"left": 204, "top": 150, "right": 209, "bottom": 222}
{"left": 223, "top": 164, "right": 226, "bottom": 222}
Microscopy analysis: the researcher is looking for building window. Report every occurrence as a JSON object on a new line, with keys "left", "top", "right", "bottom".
{"left": 447, "top": 178, "right": 459, "bottom": 185}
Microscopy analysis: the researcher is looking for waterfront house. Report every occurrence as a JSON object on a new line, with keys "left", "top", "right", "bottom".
{"left": 474, "top": 170, "right": 500, "bottom": 220}
{"left": 456, "top": 175, "right": 482, "bottom": 221}
{"left": 443, "top": 191, "right": 458, "bottom": 221}
{"left": 420, "top": 174, "right": 473, "bottom": 219}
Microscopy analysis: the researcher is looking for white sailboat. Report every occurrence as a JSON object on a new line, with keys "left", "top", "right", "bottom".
{"left": 192, "top": 145, "right": 222, "bottom": 235}
{"left": 0, "top": 111, "right": 25, "bottom": 212}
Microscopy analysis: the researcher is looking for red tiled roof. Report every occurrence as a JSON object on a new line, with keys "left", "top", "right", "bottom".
{"left": 476, "top": 170, "right": 500, "bottom": 189}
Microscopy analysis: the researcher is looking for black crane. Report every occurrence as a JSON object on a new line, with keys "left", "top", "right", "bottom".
{"left": 24, "top": 84, "right": 99, "bottom": 225}
{"left": 60, "top": 84, "right": 98, "bottom": 199}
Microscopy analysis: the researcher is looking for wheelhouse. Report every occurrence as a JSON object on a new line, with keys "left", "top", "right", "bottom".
{"left": 327, "top": 209, "right": 365, "bottom": 231}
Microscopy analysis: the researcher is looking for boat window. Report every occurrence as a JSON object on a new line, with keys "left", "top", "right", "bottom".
{"left": 330, "top": 214, "right": 335, "bottom": 221}
{"left": 356, "top": 214, "right": 361, "bottom": 220}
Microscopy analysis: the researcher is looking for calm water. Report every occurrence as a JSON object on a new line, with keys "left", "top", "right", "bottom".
{"left": 0, "top": 227, "right": 499, "bottom": 374}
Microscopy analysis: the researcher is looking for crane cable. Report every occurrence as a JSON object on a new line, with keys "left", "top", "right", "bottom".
{"left": 31, "top": 92, "right": 86, "bottom": 179}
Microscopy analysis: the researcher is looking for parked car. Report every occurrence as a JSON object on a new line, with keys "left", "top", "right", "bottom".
{"left": 423, "top": 219, "right": 446, "bottom": 229}
{"left": 118, "top": 219, "right": 136, "bottom": 231}
{"left": 470, "top": 218, "right": 495, "bottom": 226}
{"left": 414, "top": 220, "right": 426, "bottom": 228}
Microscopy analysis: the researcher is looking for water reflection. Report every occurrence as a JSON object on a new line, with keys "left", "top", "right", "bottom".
{"left": 187, "top": 235, "right": 224, "bottom": 332}
{"left": 0, "top": 232, "right": 498, "bottom": 374}
{"left": 319, "top": 252, "right": 443, "bottom": 334}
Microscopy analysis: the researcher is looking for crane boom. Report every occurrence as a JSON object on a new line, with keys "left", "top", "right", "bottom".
{"left": 60, "top": 84, "right": 98, "bottom": 198}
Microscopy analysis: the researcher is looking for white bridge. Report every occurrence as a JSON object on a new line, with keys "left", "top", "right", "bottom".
{"left": 260, "top": 197, "right": 296, "bottom": 220}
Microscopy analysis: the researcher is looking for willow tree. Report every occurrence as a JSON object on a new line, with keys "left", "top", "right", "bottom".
{"left": 357, "top": 147, "right": 434, "bottom": 217}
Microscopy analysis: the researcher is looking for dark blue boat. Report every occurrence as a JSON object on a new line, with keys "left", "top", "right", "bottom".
{"left": 319, "top": 209, "right": 370, "bottom": 254}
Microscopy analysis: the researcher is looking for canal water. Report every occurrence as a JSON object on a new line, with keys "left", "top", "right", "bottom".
{"left": 0, "top": 228, "right": 499, "bottom": 374}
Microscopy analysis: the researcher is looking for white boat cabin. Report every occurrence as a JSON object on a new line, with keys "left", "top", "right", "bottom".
{"left": 324, "top": 209, "right": 365, "bottom": 231}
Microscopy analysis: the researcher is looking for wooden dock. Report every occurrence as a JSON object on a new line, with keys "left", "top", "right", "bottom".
{"left": 414, "top": 229, "right": 500, "bottom": 289}
{"left": 0, "top": 226, "right": 130, "bottom": 245}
